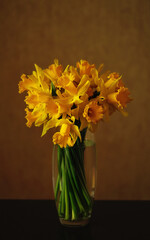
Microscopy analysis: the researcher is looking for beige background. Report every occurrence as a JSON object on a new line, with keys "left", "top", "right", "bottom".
{"left": 0, "top": 0, "right": 150, "bottom": 200}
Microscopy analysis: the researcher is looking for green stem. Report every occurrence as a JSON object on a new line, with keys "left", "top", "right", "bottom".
{"left": 54, "top": 173, "right": 60, "bottom": 200}
{"left": 64, "top": 156, "right": 69, "bottom": 219}
{"left": 54, "top": 128, "right": 93, "bottom": 221}
{"left": 60, "top": 155, "right": 65, "bottom": 215}
{"left": 65, "top": 149, "right": 85, "bottom": 214}
{"left": 69, "top": 191, "right": 78, "bottom": 220}
{"left": 54, "top": 145, "right": 63, "bottom": 200}
{"left": 65, "top": 147, "right": 80, "bottom": 193}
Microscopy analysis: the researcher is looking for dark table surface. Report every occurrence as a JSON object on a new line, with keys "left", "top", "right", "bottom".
{"left": 1, "top": 200, "right": 150, "bottom": 240}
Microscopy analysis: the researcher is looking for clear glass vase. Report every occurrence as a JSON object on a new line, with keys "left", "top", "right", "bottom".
{"left": 52, "top": 130, "right": 97, "bottom": 227}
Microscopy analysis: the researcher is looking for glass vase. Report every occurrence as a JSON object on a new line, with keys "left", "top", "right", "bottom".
{"left": 52, "top": 130, "right": 97, "bottom": 227}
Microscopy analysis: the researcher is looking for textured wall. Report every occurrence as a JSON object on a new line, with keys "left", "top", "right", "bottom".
{"left": 0, "top": 0, "right": 150, "bottom": 199}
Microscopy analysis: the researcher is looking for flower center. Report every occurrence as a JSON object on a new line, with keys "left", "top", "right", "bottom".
{"left": 88, "top": 108, "right": 94, "bottom": 117}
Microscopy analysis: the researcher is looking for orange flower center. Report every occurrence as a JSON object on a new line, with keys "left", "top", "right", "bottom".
{"left": 88, "top": 108, "right": 94, "bottom": 117}
{"left": 83, "top": 101, "right": 104, "bottom": 124}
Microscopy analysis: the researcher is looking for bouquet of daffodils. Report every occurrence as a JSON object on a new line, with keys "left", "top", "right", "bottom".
{"left": 19, "top": 59, "right": 131, "bottom": 223}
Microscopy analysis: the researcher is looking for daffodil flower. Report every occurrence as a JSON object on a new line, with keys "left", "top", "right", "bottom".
{"left": 44, "top": 59, "right": 63, "bottom": 87}
{"left": 71, "top": 75, "right": 90, "bottom": 104}
{"left": 52, "top": 118, "right": 81, "bottom": 148}
{"left": 25, "top": 103, "right": 47, "bottom": 127}
{"left": 83, "top": 100, "right": 104, "bottom": 124}
{"left": 76, "top": 60, "right": 95, "bottom": 76}
{"left": 107, "top": 86, "right": 131, "bottom": 110}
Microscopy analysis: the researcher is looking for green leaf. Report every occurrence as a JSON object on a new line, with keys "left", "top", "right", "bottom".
{"left": 51, "top": 82, "right": 57, "bottom": 96}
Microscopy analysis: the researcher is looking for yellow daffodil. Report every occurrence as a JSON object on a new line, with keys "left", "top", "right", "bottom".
{"left": 19, "top": 64, "right": 51, "bottom": 94}
{"left": 25, "top": 91, "right": 50, "bottom": 109}
{"left": 52, "top": 118, "right": 81, "bottom": 148}
{"left": 107, "top": 87, "right": 131, "bottom": 110}
{"left": 57, "top": 72, "right": 77, "bottom": 96}
{"left": 18, "top": 74, "right": 38, "bottom": 93}
{"left": 68, "top": 65, "right": 81, "bottom": 84}
{"left": 90, "top": 68, "right": 99, "bottom": 88}
{"left": 83, "top": 100, "right": 104, "bottom": 124}
{"left": 44, "top": 59, "right": 63, "bottom": 87}
{"left": 104, "top": 72, "right": 123, "bottom": 94}
{"left": 71, "top": 75, "right": 90, "bottom": 104}
{"left": 56, "top": 74, "right": 90, "bottom": 105}
{"left": 25, "top": 104, "right": 47, "bottom": 127}
{"left": 76, "top": 60, "right": 95, "bottom": 76}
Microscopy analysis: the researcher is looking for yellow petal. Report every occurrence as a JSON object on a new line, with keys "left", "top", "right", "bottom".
{"left": 71, "top": 125, "right": 81, "bottom": 141}
{"left": 41, "top": 119, "right": 57, "bottom": 137}
{"left": 67, "top": 134, "right": 77, "bottom": 147}
{"left": 25, "top": 103, "right": 47, "bottom": 128}
{"left": 18, "top": 74, "right": 37, "bottom": 93}
{"left": 25, "top": 108, "right": 36, "bottom": 127}
{"left": 25, "top": 92, "right": 39, "bottom": 109}
{"left": 46, "top": 100, "right": 59, "bottom": 118}
{"left": 78, "top": 80, "right": 90, "bottom": 97}
{"left": 105, "top": 72, "right": 122, "bottom": 93}
{"left": 53, "top": 132, "right": 68, "bottom": 148}
{"left": 80, "top": 116, "right": 88, "bottom": 131}
{"left": 44, "top": 60, "right": 63, "bottom": 86}
{"left": 35, "top": 112, "right": 47, "bottom": 127}
{"left": 60, "top": 124, "right": 70, "bottom": 136}
{"left": 76, "top": 60, "right": 95, "bottom": 76}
